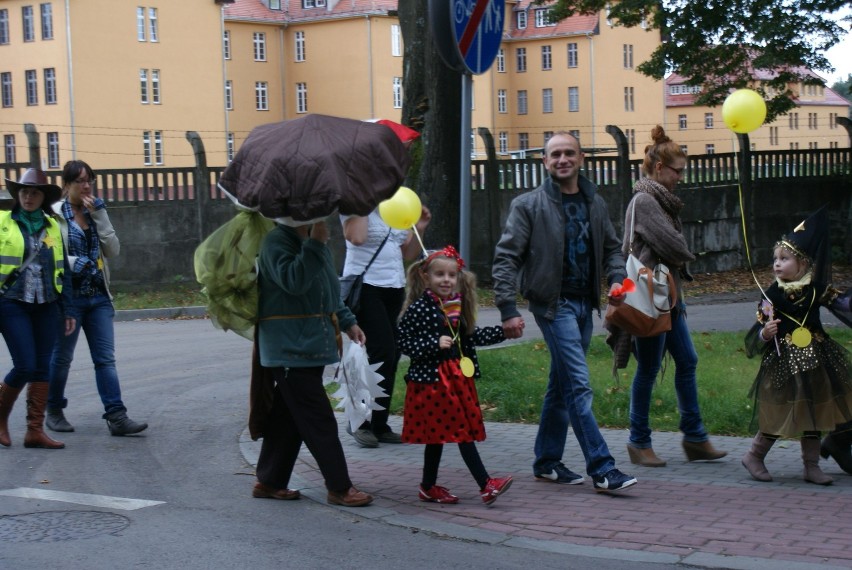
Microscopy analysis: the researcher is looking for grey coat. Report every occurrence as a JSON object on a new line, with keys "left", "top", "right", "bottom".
{"left": 492, "top": 175, "right": 627, "bottom": 322}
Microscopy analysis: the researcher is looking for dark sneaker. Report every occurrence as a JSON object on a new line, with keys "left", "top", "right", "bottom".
{"left": 419, "top": 484, "right": 459, "bottom": 504}
{"left": 592, "top": 468, "right": 637, "bottom": 493}
{"left": 375, "top": 430, "right": 402, "bottom": 444}
{"left": 534, "top": 463, "right": 584, "bottom": 485}
{"left": 480, "top": 476, "right": 513, "bottom": 506}
{"left": 346, "top": 425, "right": 379, "bottom": 448}
{"left": 46, "top": 409, "right": 75, "bottom": 432}
{"left": 105, "top": 411, "right": 148, "bottom": 436}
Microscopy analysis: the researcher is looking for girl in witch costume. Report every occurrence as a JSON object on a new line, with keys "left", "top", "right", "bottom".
{"left": 742, "top": 206, "right": 852, "bottom": 485}
{"left": 397, "top": 246, "right": 512, "bottom": 506}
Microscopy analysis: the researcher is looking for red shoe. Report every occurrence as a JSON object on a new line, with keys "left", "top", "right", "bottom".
{"left": 419, "top": 484, "right": 459, "bottom": 504}
{"left": 253, "top": 481, "right": 300, "bottom": 500}
{"left": 480, "top": 476, "right": 513, "bottom": 506}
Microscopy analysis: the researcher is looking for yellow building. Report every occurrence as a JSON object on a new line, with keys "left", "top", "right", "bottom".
{"left": 664, "top": 72, "right": 851, "bottom": 155}
{"left": 0, "top": 0, "right": 230, "bottom": 170}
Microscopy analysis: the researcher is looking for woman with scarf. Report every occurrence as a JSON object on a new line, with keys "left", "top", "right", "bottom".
{"left": 622, "top": 126, "right": 727, "bottom": 468}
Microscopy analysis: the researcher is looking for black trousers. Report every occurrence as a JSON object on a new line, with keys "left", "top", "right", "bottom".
{"left": 255, "top": 366, "right": 352, "bottom": 493}
{"left": 355, "top": 284, "right": 404, "bottom": 433}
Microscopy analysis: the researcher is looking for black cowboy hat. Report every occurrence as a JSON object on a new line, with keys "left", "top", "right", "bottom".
{"left": 4, "top": 168, "right": 62, "bottom": 209}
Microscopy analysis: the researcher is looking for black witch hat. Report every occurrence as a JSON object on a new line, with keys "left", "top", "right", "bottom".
{"left": 779, "top": 204, "right": 831, "bottom": 284}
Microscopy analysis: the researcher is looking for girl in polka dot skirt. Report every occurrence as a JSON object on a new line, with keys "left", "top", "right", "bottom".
{"left": 397, "top": 246, "right": 512, "bottom": 506}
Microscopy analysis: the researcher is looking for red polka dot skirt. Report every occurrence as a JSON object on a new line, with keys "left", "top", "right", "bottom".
{"left": 402, "top": 359, "right": 486, "bottom": 444}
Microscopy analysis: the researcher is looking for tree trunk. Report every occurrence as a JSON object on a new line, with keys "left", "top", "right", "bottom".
{"left": 399, "top": 1, "right": 462, "bottom": 251}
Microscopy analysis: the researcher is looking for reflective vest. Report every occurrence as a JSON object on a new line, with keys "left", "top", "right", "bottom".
{"left": 0, "top": 210, "right": 64, "bottom": 293}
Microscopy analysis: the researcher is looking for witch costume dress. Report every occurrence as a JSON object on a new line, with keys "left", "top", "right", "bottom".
{"left": 398, "top": 290, "right": 504, "bottom": 444}
{"left": 745, "top": 277, "right": 852, "bottom": 437}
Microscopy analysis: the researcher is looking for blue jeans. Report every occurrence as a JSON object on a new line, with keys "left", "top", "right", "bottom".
{"left": 0, "top": 298, "right": 61, "bottom": 388}
{"left": 49, "top": 293, "right": 125, "bottom": 416}
{"left": 533, "top": 297, "right": 615, "bottom": 478}
{"left": 629, "top": 303, "right": 708, "bottom": 448}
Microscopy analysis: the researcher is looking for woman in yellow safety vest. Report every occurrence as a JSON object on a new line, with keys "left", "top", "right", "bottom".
{"left": 0, "top": 168, "right": 76, "bottom": 449}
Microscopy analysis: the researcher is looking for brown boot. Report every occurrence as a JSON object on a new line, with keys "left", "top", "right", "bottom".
{"left": 682, "top": 439, "right": 728, "bottom": 461}
{"left": 742, "top": 433, "right": 775, "bottom": 482}
{"left": 627, "top": 444, "right": 667, "bottom": 467}
{"left": 801, "top": 436, "right": 833, "bottom": 485}
{"left": 0, "top": 382, "right": 23, "bottom": 447}
{"left": 23, "top": 383, "right": 65, "bottom": 449}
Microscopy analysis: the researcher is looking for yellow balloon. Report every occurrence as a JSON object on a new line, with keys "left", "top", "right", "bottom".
{"left": 722, "top": 89, "right": 767, "bottom": 134}
{"left": 379, "top": 186, "right": 422, "bottom": 230}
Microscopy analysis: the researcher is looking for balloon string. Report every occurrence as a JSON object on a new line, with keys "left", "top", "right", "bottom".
{"left": 412, "top": 225, "right": 427, "bottom": 258}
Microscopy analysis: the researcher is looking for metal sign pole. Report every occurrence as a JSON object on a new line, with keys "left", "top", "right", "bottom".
{"left": 459, "top": 73, "right": 473, "bottom": 262}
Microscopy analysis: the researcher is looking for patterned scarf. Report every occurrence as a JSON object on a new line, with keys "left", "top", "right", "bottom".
{"left": 632, "top": 177, "right": 684, "bottom": 232}
{"left": 427, "top": 290, "right": 462, "bottom": 326}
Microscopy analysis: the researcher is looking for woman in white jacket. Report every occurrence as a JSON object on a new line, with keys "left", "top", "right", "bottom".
{"left": 46, "top": 160, "right": 147, "bottom": 436}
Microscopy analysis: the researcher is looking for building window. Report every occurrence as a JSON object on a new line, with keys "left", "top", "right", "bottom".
{"left": 148, "top": 8, "right": 158, "bottom": 42}
{"left": 535, "top": 9, "right": 555, "bottom": 27}
{"left": 151, "top": 70, "right": 160, "bottom": 104}
{"left": 626, "top": 129, "right": 636, "bottom": 154}
{"left": 0, "top": 10, "right": 9, "bottom": 45}
{"left": 516, "top": 48, "right": 526, "bottom": 72}
{"left": 1, "top": 72, "right": 12, "bottom": 107}
{"left": 47, "top": 132, "right": 59, "bottom": 168}
{"left": 40, "top": 3, "right": 53, "bottom": 40}
{"left": 829, "top": 112, "right": 837, "bottom": 128}
{"left": 497, "top": 89, "right": 507, "bottom": 113}
{"left": 769, "top": 126, "right": 778, "bottom": 145}
{"left": 270, "top": 0, "right": 281, "bottom": 9}
{"left": 23, "top": 6, "right": 35, "bottom": 41}
{"left": 296, "top": 82, "right": 307, "bottom": 114}
{"left": 704, "top": 112, "right": 714, "bottom": 129}
{"left": 705, "top": 144, "right": 715, "bottom": 154}
{"left": 517, "top": 90, "right": 527, "bottom": 115}
{"left": 137, "top": 7, "right": 146, "bottom": 41}
{"left": 680, "top": 145, "right": 688, "bottom": 154}
{"left": 788, "top": 112, "right": 799, "bottom": 129}
{"left": 496, "top": 49, "right": 505, "bottom": 72}
{"left": 140, "top": 69, "right": 149, "bottom": 104}
{"left": 498, "top": 132, "right": 507, "bottom": 154}
{"left": 809, "top": 112, "right": 818, "bottom": 129}
{"left": 541, "top": 45, "right": 552, "bottom": 70}
{"left": 4, "top": 134, "right": 16, "bottom": 163}
{"left": 623, "top": 86, "right": 634, "bottom": 111}
{"left": 227, "top": 132, "right": 235, "bottom": 162}
{"left": 154, "top": 130, "right": 163, "bottom": 164}
{"left": 225, "top": 80, "right": 233, "bottom": 110}
{"left": 256, "top": 82, "right": 269, "bottom": 111}
{"left": 254, "top": 32, "right": 266, "bottom": 61}
{"left": 569, "top": 129, "right": 580, "bottom": 141}
{"left": 143, "top": 131, "right": 152, "bottom": 165}
{"left": 567, "top": 43, "right": 578, "bottom": 68}
{"left": 44, "top": 68, "right": 56, "bottom": 104}
{"left": 519, "top": 133, "right": 529, "bottom": 151}
{"left": 829, "top": 141, "right": 838, "bottom": 149}
{"left": 391, "top": 24, "right": 401, "bottom": 57}
{"left": 26, "top": 70, "right": 38, "bottom": 106}
{"left": 392, "top": 77, "right": 402, "bottom": 109}
{"left": 303, "top": 0, "right": 327, "bottom": 7}
{"left": 223, "top": 30, "right": 231, "bottom": 59}
{"left": 295, "top": 31, "right": 305, "bottom": 62}
{"left": 568, "top": 86, "right": 579, "bottom": 112}
{"left": 517, "top": 10, "right": 527, "bottom": 30}
{"left": 678, "top": 114, "right": 687, "bottom": 130}
{"left": 542, "top": 88, "right": 553, "bottom": 113}
{"left": 543, "top": 131, "right": 553, "bottom": 146}
{"left": 623, "top": 44, "right": 633, "bottom": 69}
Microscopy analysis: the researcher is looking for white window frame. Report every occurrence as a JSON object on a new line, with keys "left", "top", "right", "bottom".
{"left": 44, "top": 67, "right": 56, "bottom": 104}
{"left": 705, "top": 144, "right": 715, "bottom": 154}
{"left": 225, "top": 80, "right": 233, "bottom": 110}
{"left": 541, "top": 45, "right": 552, "bottom": 70}
{"left": 567, "top": 43, "right": 578, "bottom": 68}
{"left": 4, "top": 134, "right": 16, "bottom": 163}
{"left": 496, "top": 48, "right": 505, "bottom": 72}
{"left": 392, "top": 77, "right": 402, "bottom": 109}
{"left": 254, "top": 32, "right": 267, "bottom": 62}
{"left": 626, "top": 129, "right": 636, "bottom": 154}
{"left": 624, "top": 86, "right": 634, "bottom": 112}
{"left": 227, "top": 132, "right": 235, "bottom": 162}
{"left": 25, "top": 70, "right": 38, "bottom": 106}
{"left": 148, "top": 8, "right": 158, "bottom": 42}
{"left": 47, "top": 132, "right": 59, "bottom": 168}
{"left": 137, "top": 7, "right": 146, "bottom": 41}
{"left": 704, "top": 112, "right": 714, "bottom": 129}
{"left": 143, "top": 131, "right": 152, "bottom": 165}
{"left": 497, "top": 89, "right": 507, "bottom": 113}
{"left": 0, "top": 9, "right": 9, "bottom": 45}
{"left": 519, "top": 132, "right": 529, "bottom": 150}
{"left": 1, "top": 72, "right": 12, "bottom": 107}
{"left": 23, "top": 6, "right": 35, "bottom": 42}
{"left": 498, "top": 132, "right": 507, "bottom": 154}
{"left": 295, "top": 31, "right": 305, "bottom": 62}
{"left": 623, "top": 44, "right": 633, "bottom": 69}
{"left": 391, "top": 24, "right": 401, "bottom": 57}
{"left": 140, "top": 69, "right": 149, "bottom": 104}
{"left": 568, "top": 86, "right": 579, "bottom": 112}
{"left": 40, "top": 3, "right": 53, "bottom": 40}
{"left": 535, "top": 9, "right": 555, "bottom": 27}
{"left": 678, "top": 114, "right": 687, "bottom": 130}
{"left": 542, "top": 88, "right": 553, "bottom": 114}
{"left": 151, "top": 69, "right": 160, "bottom": 104}
{"left": 269, "top": 0, "right": 281, "bottom": 9}
{"left": 223, "top": 30, "right": 231, "bottom": 60}
{"left": 295, "top": 82, "right": 307, "bottom": 114}
{"left": 516, "top": 47, "right": 526, "bottom": 72}
{"left": 256, "top": 81, "right": 269, "bottom": 111}
{"left": 517, "top": 90, "right": 528, "bottom": 115}
{"left": 769, "top": 126, "right": 778, "bottom": 146}
{"left": 517, "top": 10, "right": 527, "bottom": 30}
{"left": 154, "top": 130, "right": 163, "bottom": 165}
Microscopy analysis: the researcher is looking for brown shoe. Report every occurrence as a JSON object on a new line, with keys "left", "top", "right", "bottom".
{"left": 627, "top": 444, "right": 667, "bottom": 467}
{"left": 682, "top": 439, "right": 727, "bottom": 462}
{"left": 253, "top": 482, "right": 300, "bottom": 500}
{"left": 327, "top": 487, "right": 373, "bottom": 507}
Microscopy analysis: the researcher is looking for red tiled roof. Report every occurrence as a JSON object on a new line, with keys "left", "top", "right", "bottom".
{"left": 224, "top": 0, "right": 397, "bottom": 23}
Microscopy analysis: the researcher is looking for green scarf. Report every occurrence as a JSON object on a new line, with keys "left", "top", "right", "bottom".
{"left": 17, "top": 208, "right": 46, "bottom": 235}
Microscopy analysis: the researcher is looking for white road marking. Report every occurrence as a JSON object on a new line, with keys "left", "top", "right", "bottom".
{"left": 0, "top": 488, "right": 165, "bottom": 510}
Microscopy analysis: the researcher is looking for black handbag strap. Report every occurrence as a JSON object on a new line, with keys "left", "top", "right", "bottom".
{"left": 359, "top": 229, "right": 392, "bottom": 276}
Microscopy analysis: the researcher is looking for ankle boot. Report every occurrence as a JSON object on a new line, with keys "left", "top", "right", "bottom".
{"left": 742, "top": 433, "right": 775, "bottom": 482}
{"left": 820, "top": 428, "right": 852, "bottom": 476}
{"left": 23, "top": 383, "right": 65, "bottom": 449}
{"left": 682, "top": 439, "right": 728, "bottom": 461}
{"left": 0, "top": 382, "right": 23, "bottom": 447}
{"left": 46, "top": 408, "right": 75, "bottom": 432}
{"left": 627, "top": 444, "right": 667, "bottom": 467}
{"left": 105, "top": 410, "right": 148, "bottom": 436}
{"left": 802, "top": 436, "right": 833, "bottom": 485}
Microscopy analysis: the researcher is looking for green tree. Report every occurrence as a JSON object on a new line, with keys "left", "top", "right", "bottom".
{"left": 831, "top": 73, "right": 852, "bottom": 99}
{"left": 545, "top": 0, "right": 850, "bottom": 121}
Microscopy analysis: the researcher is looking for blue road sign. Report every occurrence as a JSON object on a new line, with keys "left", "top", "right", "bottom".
{"left": 451, "top": 0, "right": 504, "bottom": 75}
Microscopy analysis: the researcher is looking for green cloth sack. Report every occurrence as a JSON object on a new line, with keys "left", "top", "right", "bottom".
{"left": 194, "top": 210, "right": 274, "bottom": 340}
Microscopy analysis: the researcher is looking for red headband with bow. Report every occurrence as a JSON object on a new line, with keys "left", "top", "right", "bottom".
{"left": 424, "top": 245, "right": 465, "bottom": 271}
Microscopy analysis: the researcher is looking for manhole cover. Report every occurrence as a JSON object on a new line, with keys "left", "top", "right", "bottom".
{"left": 0, "top": 511, "right": 130, "bottom": 542}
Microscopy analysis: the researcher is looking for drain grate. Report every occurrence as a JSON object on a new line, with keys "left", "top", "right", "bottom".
{"left": 0, "top": 511, "right": 130, "bottom": 542}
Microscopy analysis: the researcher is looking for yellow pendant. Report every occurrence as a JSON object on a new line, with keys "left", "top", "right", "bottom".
{"left": 459, "top": 356, "right": 475, "bottom": 378}
{"left": 791, "top": 327, "right": 812, "bottom": 348}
